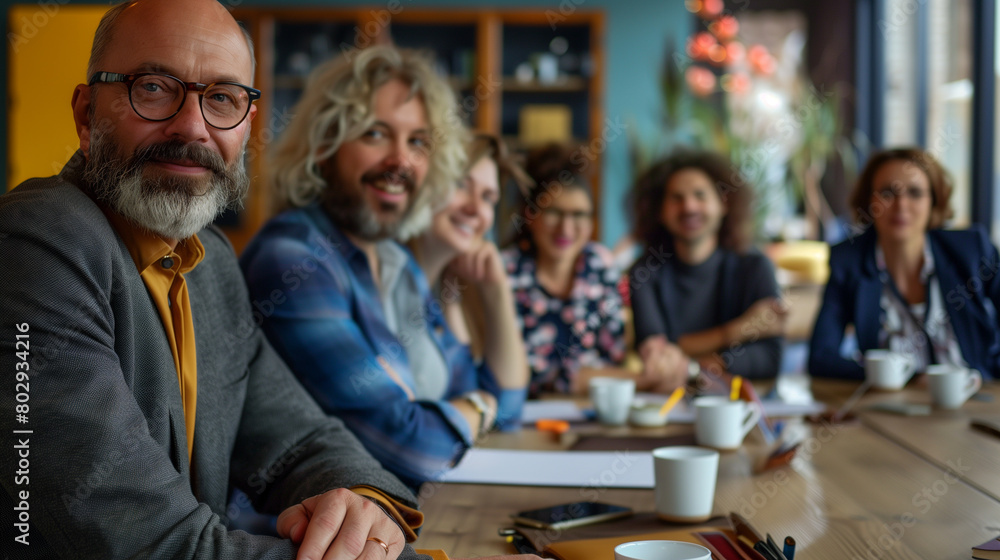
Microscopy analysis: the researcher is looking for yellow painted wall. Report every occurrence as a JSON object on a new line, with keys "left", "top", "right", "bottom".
{"left": 8, "top": 5, "right": 109, "bottom": 190}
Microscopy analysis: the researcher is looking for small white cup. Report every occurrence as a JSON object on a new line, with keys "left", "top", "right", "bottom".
{"left": 615, "top": 540, "right": 712, "bottom": 560}
{"left": 589, "top": 377, "right": 636, "bottom": 426}
{"left": 926, "top": 365, "right": 982, "bottom": 409}
{"left": 865, "top": 350, "right": 915, "bottom": 390}
{"left": 652, "top": 446, "right": 719, "bottom": 523}
{"left": 693, "top": 396, "right": 762, "bottom": 450}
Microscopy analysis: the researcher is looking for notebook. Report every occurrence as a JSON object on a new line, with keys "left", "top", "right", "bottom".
{"left": 973, "top": 535, "right": 1000, "bottom": 560}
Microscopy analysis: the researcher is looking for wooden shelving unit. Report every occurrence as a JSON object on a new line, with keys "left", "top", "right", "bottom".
{"left": 225, "top": 7, "right": 605, "bottom": 253}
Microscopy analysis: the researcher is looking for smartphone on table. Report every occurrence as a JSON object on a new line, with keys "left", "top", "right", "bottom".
{"left": 511, "top": 501, "right": 633, "bottom": 530}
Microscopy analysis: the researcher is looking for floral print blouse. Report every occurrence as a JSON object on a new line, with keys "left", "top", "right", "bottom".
{"left": 502, "top": 242, "right": 626, "bottom": 397}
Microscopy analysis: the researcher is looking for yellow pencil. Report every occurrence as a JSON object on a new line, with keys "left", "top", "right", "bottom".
{"left": 731, "top": 375, "right": 742, "bottom": 401}
{"left": 659, "top": 386, "right": 685, "bottom": 417}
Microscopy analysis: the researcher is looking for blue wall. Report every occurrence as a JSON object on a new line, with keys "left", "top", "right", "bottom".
{"left": 1, "top": 0, "right": 689, "bottom": 246}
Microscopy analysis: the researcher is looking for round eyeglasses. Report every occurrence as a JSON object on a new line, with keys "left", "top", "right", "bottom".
{"left": 88, "top": 71, "right": 261, "bottom": 130}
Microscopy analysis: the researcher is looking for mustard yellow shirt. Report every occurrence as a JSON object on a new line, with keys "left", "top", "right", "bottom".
{"left": 104, "top": 211, "right": 203, "bottom": 463}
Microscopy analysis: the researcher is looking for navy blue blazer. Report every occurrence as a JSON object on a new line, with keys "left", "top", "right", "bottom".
{"left": 808, "top": 227, "right": 1000, "bottom": 380}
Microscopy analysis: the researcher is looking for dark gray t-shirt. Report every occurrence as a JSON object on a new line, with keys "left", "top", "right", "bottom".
{"left": 673, "top": 248, "right": 724, "bottom": 336}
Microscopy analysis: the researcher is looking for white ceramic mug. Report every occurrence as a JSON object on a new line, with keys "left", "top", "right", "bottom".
{"left": 614, "top": 540, "right": 712, "bottom": 560}
{"left": 652, "top": 446, "right": 719, "bottom": 523}
{"left": 865, "top": 350, "right": 915, "bottom": 390}
{"left": 589, "top": 377, "right": 636, "bottom": 426}
{"left": 693, "top": 396, "right": 762, "bottom": 450}
{"left": 926, "top": 365, "right": 982, "bottom": 409}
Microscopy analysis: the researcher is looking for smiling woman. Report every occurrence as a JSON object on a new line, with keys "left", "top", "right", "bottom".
{"left": 409, "top": 133, "right": 532, "bottom": 413}
{"left": 501, "top": 143, "right": 634, "bottom": 397}
{"left": 810, "top": 147, "right": 1000, "bottom": 382}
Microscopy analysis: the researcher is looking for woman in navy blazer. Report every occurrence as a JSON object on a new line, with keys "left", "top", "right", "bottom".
{"left": 809, "top": 148, "right": 1000, "bottom": 381}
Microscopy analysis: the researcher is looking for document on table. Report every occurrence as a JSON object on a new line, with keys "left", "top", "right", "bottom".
{"left": 519, "top": 395, "right": 825, "bottom": 425}
{"left": 438, "top": 448, "right": 654, "bottom": 488}
{"left": 520, "top": 400, "right": 590, "bottom": 423}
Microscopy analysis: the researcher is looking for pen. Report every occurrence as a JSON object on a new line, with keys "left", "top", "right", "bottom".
{"left": 498, "top": 528, "right": 540, "bottom": 555}
{"left": 754, "top": 540, "right": 779, "bottom": 560}
{"left": 732, "top": 512, "right": 785, "bottom": 560}
{"left": 783, "top": 536, "right": 796, "bottom": 560}
{"left": 739, "top": 380, "right": 776, "bottom": 444}
{"left": 766, "top": 533, "right": 789, "bottom": 560}
{"left": 730, "top": 512, "right": 764, "bottom": 544}
{"left": 736, "top": 534, "right": 768, "bottom": 560}
{"left": 659, "top": 386, "right": 685, "bottom": 418}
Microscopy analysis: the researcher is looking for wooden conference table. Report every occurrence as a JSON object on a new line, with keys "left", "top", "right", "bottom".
{"left": 415, "top": 379, "right": 1000, "bottom": 560}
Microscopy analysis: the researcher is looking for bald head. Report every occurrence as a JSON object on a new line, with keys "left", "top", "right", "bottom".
{"left": 73, "top": 0, "right": 258, "bottom": 243}
{"left": 87, "top": 0, "right": 255, "bottom": 83}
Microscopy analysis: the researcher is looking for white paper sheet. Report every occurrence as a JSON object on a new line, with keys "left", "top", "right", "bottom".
{"left": 438, "top": 448, "right": 654, "bottom": 488}
{"left": 520, "top": 400, "right": 589, "bottom": 423}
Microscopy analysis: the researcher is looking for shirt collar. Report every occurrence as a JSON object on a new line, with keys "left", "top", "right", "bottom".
{"left": 376, "top": 240, "right": 408, "bottom": 299}
{"left": 874, "top": 235, "right": 935, "bottom": 283}
{"left": 102, "top": 208, "right": 205, "bottom": 275}
{"left": 304, "top": 203, "right": 363, "bottom": 261}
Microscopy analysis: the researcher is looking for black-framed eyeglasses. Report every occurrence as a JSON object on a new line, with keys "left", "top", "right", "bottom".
{"left": 88, "top": 71, "right": 261, "bottom": 130}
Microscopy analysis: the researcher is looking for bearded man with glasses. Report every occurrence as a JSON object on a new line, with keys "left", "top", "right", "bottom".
{"left": 0, "top": 1, "right": 482, "bottom": 559}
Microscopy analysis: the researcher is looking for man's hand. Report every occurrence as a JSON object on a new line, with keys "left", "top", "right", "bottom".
{"left": 277, "top": 488, "right": 405, "bottom": 560}
{"left": 725, "top": 297, "right": 788, "bottom": 344}
{"left": 637, "top": 336, "right": 690, "bottom": 393}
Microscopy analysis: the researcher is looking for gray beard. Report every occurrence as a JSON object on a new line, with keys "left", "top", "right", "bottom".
{"left": 83, "top": 131, "right": 249, "bottom": 240}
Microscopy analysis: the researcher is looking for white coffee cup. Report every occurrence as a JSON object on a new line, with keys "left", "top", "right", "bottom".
{"left": 865, "top": 350, "right": 915, "bottom": 390}
{"left": 615, "top": 540, "right": 712, "bottom": 560}
{"left": 926, "top": 365, "right": 982, "bottom": 409}
{"left": 693, "top": 396, "right": 762, "bottom": 450}
{"left": 589, "top": 377, "right": 636, "bottom": 426}
{"left": 652, "top": 446, "right": 719, "bottom": 523}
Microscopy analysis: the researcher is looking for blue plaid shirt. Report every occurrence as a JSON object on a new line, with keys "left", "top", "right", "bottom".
{"left": 240, "top": 204, "right": 525, "bottom": 488}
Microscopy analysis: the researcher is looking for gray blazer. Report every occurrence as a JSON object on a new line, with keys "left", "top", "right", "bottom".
{"left": 0, "top": 155, "right": 427, "bottom": 559}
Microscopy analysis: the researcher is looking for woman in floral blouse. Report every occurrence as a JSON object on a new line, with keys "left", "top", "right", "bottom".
{"left": 502, "top": 143, "right": 681, "bottom": 397}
